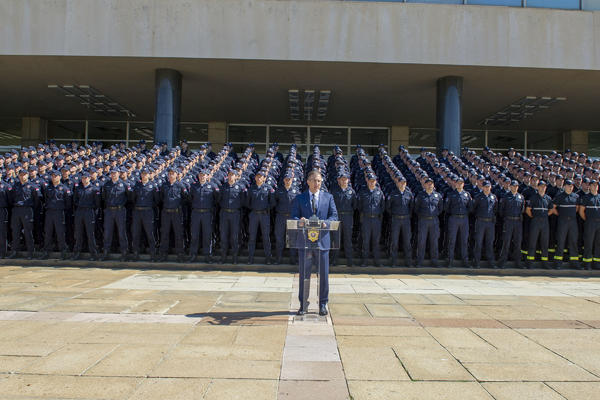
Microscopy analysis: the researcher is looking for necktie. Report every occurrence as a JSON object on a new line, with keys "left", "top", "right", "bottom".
{"left": 312, "top": 193, "right": 316, "bottom": 214}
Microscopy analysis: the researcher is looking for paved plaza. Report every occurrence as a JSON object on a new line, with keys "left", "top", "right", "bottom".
{"left": 1, "top": 265, "right": 600, "bottom": 399}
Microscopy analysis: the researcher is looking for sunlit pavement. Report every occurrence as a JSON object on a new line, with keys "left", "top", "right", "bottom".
{"left": 1, "top": 264, "right": 600, "bottom": 399}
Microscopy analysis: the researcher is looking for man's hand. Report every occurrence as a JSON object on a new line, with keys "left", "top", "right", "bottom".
{"left": 321, "top": 222, "right": 327, "bottom": 228}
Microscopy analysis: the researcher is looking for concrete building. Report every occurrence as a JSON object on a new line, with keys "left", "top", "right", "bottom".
{"left": 1, "top": 0, "right": 600, "bottom": 156}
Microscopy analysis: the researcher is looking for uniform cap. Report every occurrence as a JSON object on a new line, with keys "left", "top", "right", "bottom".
{"left": 564, "top": 179, "right": 574, "bottom": 185}
{"left": 510, "top": 180, "right": 519, "bottom": 186}
{"left": 538, "top": 180, "right": 547, "bottom": 186}
{"left": 482, "top": 180, "right": 491, "bottom": 187}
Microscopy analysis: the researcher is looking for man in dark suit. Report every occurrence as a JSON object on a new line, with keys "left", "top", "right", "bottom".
{"left": 291, "top": 170, "right": 338, "bottom": 316}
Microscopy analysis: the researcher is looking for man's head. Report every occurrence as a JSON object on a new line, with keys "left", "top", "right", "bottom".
{"left": 197, "top": 170, "right": 208, "bottom": 184}
{"left": 307, "top": 170, "right": 322, "bottom": 193}
{"left": 510, "top": 180, "right": 519, "bottom": 194}
{"left": 255, "top": 172, "right": 266, "bottom": 186}
{"left": 482, "top": 181, "right": 491, "bottom": 195}
{"left": 168, "top": 168, "right": 177, "bottom": 183}
{"left": 564, "top": 179, "right": 574, "bottom": 194}
{"left": 227, "top": 170, "right": 238, "bottom": 185}
{"left": 537, "top": 181, "right": 547, "bottom": 196}
{"left": 424, "top": 178, "right": 434, "bottom": 193}
{"left": 455, "top": 178, "right": 464, "bottom": 192}
{"left": 367, "top": 175, "right": 377, "bottom": 191}
{"left": 396, "top": 176, "right": 407, "bottom": 191}
{"left": 51, "top": 170, "right": 61, "bottom": 185}
{"left": 110, "top": 169, "right": 119, "bottom": 182}
{"left": 18, "top": 169, "right": 28, "bottom": 183}
{"left": 590, "top": 180, "right": 598, "bottom": 195}
{"left": 337, "top": 175, "right": 349, "bottom": 189}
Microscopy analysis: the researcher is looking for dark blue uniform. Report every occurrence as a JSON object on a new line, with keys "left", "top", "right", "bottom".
{"left": 189, "top": 181, "right": 218, "bottom": 261}
{"left": 414, "top": 191, "right": 443, "bottom": 266}
{"left": 472, "top": 192, "right": 498, "bottom": 267}
{"left": 274, "top": 185, "right": 299, "bottom": 264}
{"left": 444, "top": 189, "right": 472, "bottom": 266}
{"left": 158, "top": 181, "right": 188, "bottom": 259}
{"left": 218, "top": 182, "right": 246, "bottom": 263}
{"left": 386, "top": 187, "right": 413, "bottom": 266}
{"left": 580, "top": 192, "right": 600, "bottom": 268}
{"left": 101, "top": 179, "right": 130, "bottom": 258}
{"left": 498, "top": 192, "right": 525, "bottom": 267}
{"left": 42, "top": 183, "right": 72, "bottom": 255}
{"left": 8, "top": 180, "right": 42, "bottom": 257}
{"left": 131, "top": 181, "right": 160, "bottom": 258}
{"left": 358, "top": 187, "right": 385, "bottom": 266}
{"left": 0, "top": 181, "right": 10, "bottom": 257}
{"left": 332, "top": 186, "right": 357, "bottom": 266}
{"left": 526, "top": 192, "right": 552, "bottom": 265}
{"left": 246, "top": 183, "right": 275, "bottom": 263}
{"left": 72, "top": 182, "right": 101, "bottom": 258}
{"left": 552, "top": 191, "right": 580, "bottom": 267}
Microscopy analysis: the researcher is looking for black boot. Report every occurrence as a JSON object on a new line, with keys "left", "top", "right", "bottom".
{"left": 232, "top": 255, "right": 238, "bottom": 265}
{"left": 131, "top": 252, "right": 140, "bottom": 262}
{"left": 7, "top": 251, "right": 17, "bottom": 259}
{"left": 188, "top": 254, "right": 197, "bottom": 263}
{"left": 99, "top": 251, "right": 108, "bottom": 261}
{"left": 119, "top": 253, "right": 128, "bottom": 262}
{"left": 247, "top": 256, "right": 253, "bottom": 265}
{"left": 71, "top": 252, "right": 81, "bottom": 261}
{"left": 39, "top": 251, "right": 49, "bottom": 260}
{"left": 26, "top": 252, "right": 33, "bottom": 260}
{"left": 205, "top": 255, "right": 212, "bottom": 264}
{"left": 89, "top": 253, "right": 97, "bottom": 261}
{"left": 60, "top": 250, "right": 68, "bottom": 260}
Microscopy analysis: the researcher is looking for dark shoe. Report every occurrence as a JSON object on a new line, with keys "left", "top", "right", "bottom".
{"left": 7, "top": 251, "right": 17, "bottom": 259}
{"left": 273, "top": 258, "right": 281, "bottom": 265}
{"left": 347, "top": 260, "right": 353, "bottom": 267}
{"left": 26, "top": 252, "right": 33, "bottom": 260}
{"left": 296, "top": 308, "right": 307, "bottom": 316}
{"left": 247, "top": 257, "right": 253, "bottom": 265}
{"left": 89, "top": 254, "right": 97, "bottom": 261}
{"left": 176, "top": 255, "right": 185, "bottom": 263}
{"left": 188, "top": 254, "right": 197, "bottom": 263}
{"left": 39, "top": 251, "right": 49, "bottom": 260}
{"left": 71, "top": 252, "right": 81, "bottom": 261}
{"left": 232, "top": 256, "right": 238, "bottom": 264}
{"left": 131, "top": 252, "right": 140, "bottom": 262}
{"left": 319, "top": 304, "right": 328, "bottom": 316}
{"left": 205, "top": 255, "right": 212, "bottom": 264}
{"left": 99, "top": 251, "right": 108, "bottom": 261}
{"left": 157, "top": 254, "right": 167, "bottom": 262}
{"left": 60, "top": 251, "right": 68, "bottom": 260}
{"left": 220, "top": 256, "right": 227, "bottom": 264}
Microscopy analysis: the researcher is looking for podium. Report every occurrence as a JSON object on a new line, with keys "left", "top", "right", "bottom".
{"left": 286, "top": 217, "right": 340, "bottom": 317}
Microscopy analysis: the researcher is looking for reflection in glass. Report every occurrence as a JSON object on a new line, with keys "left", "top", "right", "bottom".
{"left": 129, "top": 122, "right": 154, "bottom": 145}
{"left": 469, "top": 0, "right": 522, "bottom": 6}
{"left": 88, "top": 121, "right": 126, "bottom": 143}
{"left": 461, "top": 130, "right": 485, "bottom": 150}
{"left": 228, "top": 125, "right": 267, "bottom": 144}
{"left": 487, "top": 130, "right": 524, "bottom": 151}
{"left": 527, "top": 131, "right": 563, "bottom": 151}
{"left": 583, "top": 0, "right": 600, "bottom": 10}
{"left": 409, "top": 129, "right": 437, "bottom": 149}
{"left": 270, "top": 126, "right": 308, "bottom": 145}
{"left": 310, "top": 127, "right": 347, "bottom": 145}
{"left": 180, "top": 123, "right": 208, "bottom": 146}
{"left": 0, "top": 118, "right": 22, "bottom": 147}
{"left": 48, "top": 120, "right": 85, "bottom": 141}
{"left": 350, "top": 128, "right": 388, "bottom": 147}
{"left": 526, "top": 0, "right": 579, "bottom": 9}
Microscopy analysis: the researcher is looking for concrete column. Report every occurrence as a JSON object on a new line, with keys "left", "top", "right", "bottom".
{"left": 208, "top": 121, "right": 227, "bottom": 151}
{"left": 436, "top": 76, "right": 463, "bottom": 155}
{"left": 21, "top": 117, "right": 47, "bottom": 147}
{"left": 567, "top": 130, "right": 588, "bottom": 153}
{"left": 154, "top": 69, "right": 182, "bottom": 148}
{"left": 390, "top": 126, "right": 409, "bottom": 153}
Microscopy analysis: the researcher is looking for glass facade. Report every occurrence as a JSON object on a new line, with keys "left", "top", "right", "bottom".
{"left": 0, "top": 118, "right": 22, "bottom": 148}
{"left": 351, "top": 0, "right": 599, "bottom": 11}
{"left": 589, "top": 131, "right": 600, "bottom": 157}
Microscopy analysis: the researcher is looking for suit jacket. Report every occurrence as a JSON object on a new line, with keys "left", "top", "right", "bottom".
{"left": 291, "top": 190, "right": 339, "bottom": 251}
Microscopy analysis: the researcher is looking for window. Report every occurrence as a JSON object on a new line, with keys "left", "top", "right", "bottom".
{"left": 88, "top": 121, "right": 127, "bottom": 144}
{"left": 48, "top": 120, "right": 85, "bottom": 141}
{"left": 469, "top": 0, "right": 522, "bottom": 6}
{"left": 462, "top": 130, "right": 485, "bottom": 150}
{"left": 406, "top": 0, "right": 463, "bottom": 3}
{"left": 527, "top": 131, "right": 563, "bottom": 152}
{"left": 526, "top": 0, "right": 579, "bottom": 9}
{"left": 269, "top": 126, "right": 308, "bottom": 146}
{"left": 180, "top": 123, "right": 208, "bottom": 146}
{"left": 409, "top": 128, "right": 437, "bottom": 150}
{"left": 589, "top": 131, "right": 600, "bottom": 157}
{"left": 487, "top": 130, "right": 524, "bottom": 151}
{"left": 310, "top": 127, "right": 347, "bottom": 146}
{"left": 228, "top": 125, "right": 266, "bottom": 144}
{"left": 129, "top": 122, "right": 154, "bottom": 146}
{"left": 583, "top": 0, "right": 600, "bottom": 10}
{"left": 0, "top": 118, "right": 22, "bottom": 147}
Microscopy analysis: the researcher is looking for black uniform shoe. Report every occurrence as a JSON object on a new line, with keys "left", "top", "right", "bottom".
{"left": 39, "top": 251, "right": 49, "bottom": 260}
{"left": 266, "top": 257, "right": 272, "bottom": 265}
{"left": 232, "top": 256, "right": 238, "bottom": 264}
{"left": 176, "top": 255, "right": 186, "bottom": 263}
{"left": 89, "top": 254, "right": 97, "bottom": 262}
{"left": 188, "top": 255, "right": 197, "bottom": 263}
{"left": 119, "top": 254, "right": 128, "bottom": 262}
{"left": 319, "top": 304, "right": 328, "bottom": 316}
{"left": 60, "top": 251, "right": 69, "bottom": 260}
{"left": 131, "top": 252, "right": 140, "bottom": 262}
{"left": 220, "top": 256, "right": 227, "bottom": 264}
{"left": 247, "top": 257, "right": 253, "bottom": 265}
{"left": 99, "top": 251, "right": 108, "bottom": 261}
{"left": 297, "top": 301, "right": 309, "bottom": 316}
{"left": 156, "top": 254, "right": 167, "bottom": 262}
{"left": 273, "top": 258, "right": 281, "bottom": 265}
{"left": 71, "top": 252, "right": 81, "bottom": 261}
{"left": 7, "top": 251, "right": 17, "bottom": 259}
{"left": 205, "top": 256, "right": 212, "bottom": 264}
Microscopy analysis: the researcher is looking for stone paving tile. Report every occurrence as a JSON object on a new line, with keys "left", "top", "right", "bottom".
{"left": 180, "top": 325, "right": 239, "bottom": 345}
{"left": 0, "top": 355, "right": 37, "bottom": 373}
{"left": 546, "top": 382, "right": 600, "bottom": 400}
{"left": 392, "top": 344, "right": 474, "bottom": 381}
{"left": 0, "top": 374, "right": 140, "bottom": 399}
{"left": 463, "top": 361, "right": 598, "bottom": 381}
{"left": 580, "top": 320, "right": 600, "bottom": 328}
{"left": 328, "top": 303, "right": 370, "bottom": 317}
{"left": 334, "top": 325, "right": 427, "bottom": 337}
{"left": 169, "top": 343, "right": 282, "bottom": 361}
{"left": 502, "top": 319, "right": 591, "bottom": 329}
{"left": 403, "top": 304, "right": 494, "bottom": 320}
{"left": 339, "top": 346, "right": 410, "bottom": 381}
{"left": 17, "top": 321, "right": 99, "bottom": 344}
{"left": 128, "top": 377, "right": 211, "bottom": 400}
{"left": 280, "top": 360, "right": 346, "bottom": 380}
{"left": 365, "top": 303, "right": 411, "bottom": 318}
{"left": 418, "top": 318, "right": 506, "bottom": 328}
{"left": 347, "top": 381, "right": 494, "bottom": 400}
{"left": 85, "top": 344, "right": 171, "bottom": 377}
{"left": 151, "top": 357, "right": 281, "bottom": 379}
{"left": 21, "top": 343, "right": 118, "bottom": 375}
{"left": 332, "top": 316, "right": 418, "bottom": 326}
{"left": 426, "top": 327, "right": 497, "bottom": 350}
{"left": 0, "top": 341, "right": 64, "bottom": 357}
{"left": 482, "top": 382, "right": 569, "bottom": 400}
{"left": 206, "top": 378, "right": 278, "bottom": 400}
{"left": 278, "top": 379, "right": 349, "bottom": 400}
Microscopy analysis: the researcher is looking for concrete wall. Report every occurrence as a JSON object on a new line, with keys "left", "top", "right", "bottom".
{"left": 1, "top": 0, "right": 599, "bottom": 70}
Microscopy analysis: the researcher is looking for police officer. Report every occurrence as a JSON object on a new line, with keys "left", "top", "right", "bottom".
{"left": 0, "top": 170, "right": 9, "bottom": 258}
{"left": 218, "top": 169, "right": 246, "bottom": 264}
{"left": 158, "top": 168, "right": 188, "bottom": 262}
{"left": 101, "top": 168, "right": 130, "bottom": 261}
{"left": 358, "top": 173, "right": 385, "bottom": 267}
{"left": 332, "top": 171, "right": 357, "bottom": 267}
{"left": 72, "top": 172, "right": 101, "bottom": 261}
{"left": 552, "top": 179, "right": 581, "bottom": 269}
{"left": 40, "top": 170, "right": 72, "bottom": 260}
{"left": 386, "top": 175, "right": 413, "bottom": 267}
{"left": 525, "top": 181, "right": 553, "bottom": 268}
{"left": 498, "top": 180, "right": 525, "bottom": 268}
{"left": 444, "top": 177, "right": 472, "bottom": 268}
{"left": 414, "top": 177, "right": 443, "bottom": 267}
{"left": 579, "top": 180, "right": 600, "bottom": 270}
{"left": 472, "top": 181, "right": 498, "bottom": 268}
{"left": 130, "top": 167, "right": 159, "bottom": 261}
{"left": 274, "top": 171, "right": 298, "bottom": 265}
{"left": 246, "top": 170, "right": 275, "bottom": 264}
{"left": 8, "top": 169, "right": 42, "bottom": 259}
{"left": 188, "top": 169, "right": 218, "bottom": 263}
